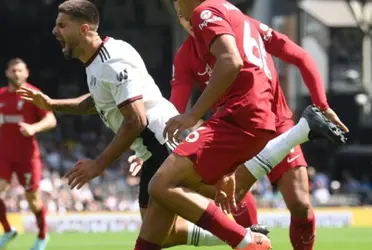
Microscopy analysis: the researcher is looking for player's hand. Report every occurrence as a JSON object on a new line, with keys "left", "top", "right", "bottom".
{"left": 128, "top": 154, "right": 144, "bottom": 176}
{"left": 15, "top": 86, "right": 53, "bottom": 111}
{"left": 163, "top": 113, "right": 198, "bottom": 143}
{"left": 322, "top": 108, "right": 349, "bottom": 133}
{"left": 18, "top": 122, "right": 36, "bottom": 137}
{"left": 215, "top": 173, "right": 237, "bottom": 214}
{"left": 64, "top": 159, "right": 104, "bottom": 189}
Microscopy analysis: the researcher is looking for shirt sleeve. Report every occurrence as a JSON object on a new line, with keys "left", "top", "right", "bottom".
{"left": 170, "top": 51, "right": 195, "bottom": 113}
{"left": 249, "top": 17, "right": 329, "bottom": 110}
{"left": 101, "top": 61, "right": 143, "bottom": 108}
{"left": 35, "top": 106, "right": 50, "bottom": 119}
{"left": 192, "top": 5, "right": 234, "bottom": 51}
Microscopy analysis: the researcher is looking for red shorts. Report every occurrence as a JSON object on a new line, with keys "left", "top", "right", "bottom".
{"left": 0, "top": 157, "right": 42, "bottom": 191}
{"left": 267, "top": 121, "right": 307, "bottom": 184}
{"left": 174, "top": 118, "right": 273, "bottom": 185}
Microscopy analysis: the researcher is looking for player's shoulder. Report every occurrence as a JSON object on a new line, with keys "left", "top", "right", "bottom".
{"left": 0, "top": 86, "right": 8, "bottom": 92}
{"left": 24, "top": 83, "right": 40, "bottom": 91}
{"left": 99, "top": 38, "right": 143, "bottom": 81}
{"left": 193, "top": 0, "right": 235, "bottom": 17}
{"left": 0, "top": 86, "right": 8, "bottom": 96}
{"left": 175, "top": 36, "right": 196, "bottom": 64}
{"left": 104, "top": 37, "right": 140, "bottom": 61}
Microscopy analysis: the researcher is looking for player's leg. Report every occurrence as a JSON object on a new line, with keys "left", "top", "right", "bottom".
{"left": 276, "top": 166, "right": 315, "bottom": 250}
{"left": 134, "top": 120, "right": 273, "bottom": 250}
{"left": 0, "top": 160, "right": 18, "bottom": 249}
{"left": 233, "top": 105, "right": 347, "bottom": 202}
{"left": 197, "top": 183, "right": 258, "bottom": 228}
{"left": 0, "top": 180, "right": 10, "bottom": 234}
{"left": 138, "top": 127, "right": 259, "bottom": 248}
{"left": 139, "top": 149, "right": 232, "bottom": 248}
{"left": 16, "top": 159, "right": 48, "bottom": 250}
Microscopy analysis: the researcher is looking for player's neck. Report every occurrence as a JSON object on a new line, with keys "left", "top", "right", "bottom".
{"left": 78, "top": 34, "right": 103, "bottom": 64}
{"left": 8, "top": 82, "right": 25, "bottom": 92}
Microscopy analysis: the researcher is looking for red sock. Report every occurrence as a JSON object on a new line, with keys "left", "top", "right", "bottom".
{"left": 290, "top": 208, "right": 316, "bottom": 250}
{"left": 196, "top": 201, "right": 247, "bottom": 248}
{"left": 232, "top": 192, "right": 258, "bottom": 227}
{"left": 35, "top": 205, "right": 47, "bottom": 239}
{"left": 0, "top": 199, "right": 11, "bottom": 232}
{"left": 134, "top": 237, "right": 161, "bottom": 250}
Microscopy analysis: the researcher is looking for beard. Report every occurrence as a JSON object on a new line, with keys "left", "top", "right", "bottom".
{"left": 8, "top": 79, "right": 24, "bottom": 88}
{"left": 63, "top": 48, "right": 74, "bottom": 60}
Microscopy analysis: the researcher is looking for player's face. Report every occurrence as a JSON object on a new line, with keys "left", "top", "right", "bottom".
{"left": 177, "top": 0, "right": 202, "bottom": 21}
{"left": 53, "top": 13, "right": 84, "bottom": 59}
{"left": 5, "top": 62, "right": 29, "bottom": 87}
{"left": 174, "top": 1, "right": 194, "bottom": 36}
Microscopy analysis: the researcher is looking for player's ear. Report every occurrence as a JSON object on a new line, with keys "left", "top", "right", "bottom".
{"left": 25, "top": 68, "right": 30, "bottom": 79}
{"left": 80, "top": 24, "right": 90, "bottom": 34}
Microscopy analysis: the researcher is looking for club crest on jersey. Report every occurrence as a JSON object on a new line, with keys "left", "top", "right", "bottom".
{"left": 197, "top": 63, "right": 213, "bottom": 77}
{"left": 116, "top": 68, "right": 129, "bottom": 84}
{"left": 90, "top": 75, "right": 97, "bottom": 87}
{"left": 17, "top": 100, "right": 24, "bottom": 110}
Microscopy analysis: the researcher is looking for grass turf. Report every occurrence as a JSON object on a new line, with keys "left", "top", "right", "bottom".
{"left": 4, "top": 228, "right": 372, "bottom": 250}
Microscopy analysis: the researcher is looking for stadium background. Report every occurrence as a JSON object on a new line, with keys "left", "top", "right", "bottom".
{"left": 0, "top": 0, "right": 372, "bottom": 249}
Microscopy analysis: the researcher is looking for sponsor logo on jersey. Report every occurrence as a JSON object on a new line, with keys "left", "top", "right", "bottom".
{"left": 116, "top": 68, "right": 129, "bottom": 84}
{"left": 90, "top": 75, "right": 97, "bottom": 87}
{"left": 223, "top": 3, "right": 239, "bottom": 11}
{"left": 198, "top": 9, "right": 222, "bottom": 30}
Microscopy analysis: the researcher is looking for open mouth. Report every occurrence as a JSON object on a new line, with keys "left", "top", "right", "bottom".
{"left": 57, "top": 37, "right": 66, "bottom": 50}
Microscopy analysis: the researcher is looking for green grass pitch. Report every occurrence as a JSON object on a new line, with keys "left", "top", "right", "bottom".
{"left": 5, "top": 228, "right": 372, "bottom": 250}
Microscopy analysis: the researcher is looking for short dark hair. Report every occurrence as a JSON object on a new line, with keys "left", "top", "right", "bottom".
{"left": 58, "top": 0, "right": 99, "bottom": 27}
{"left": 6, "top": 58, "right": 27, "bottom": 70}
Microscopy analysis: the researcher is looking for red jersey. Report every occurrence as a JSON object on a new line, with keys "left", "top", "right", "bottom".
{"left": 173, "top": 0, "right": 328, "bottom": 128}
{"left": 171, "top": 36, "right": 208, "bottom": 113}
{"left": 191, "top": 0, "right": 278, "bottom": 131}
{"left": 0, "top": 83, "right": 49, "bottom": 159}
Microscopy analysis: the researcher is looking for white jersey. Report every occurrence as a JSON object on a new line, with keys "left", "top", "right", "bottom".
{"left": 85, "top": 37, "right": 179, "bottom": 160}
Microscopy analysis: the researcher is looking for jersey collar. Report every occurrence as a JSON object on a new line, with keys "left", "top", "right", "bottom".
{"left": 85, "top": 36, "right": 110, "bottom": 67}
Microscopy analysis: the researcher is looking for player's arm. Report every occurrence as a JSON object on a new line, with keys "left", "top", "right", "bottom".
{"left": 251, "top": 17, "right": 348, "bottom": 131}
{"left": 95, "top": 62, "right": 146, "bottom": 169}
{"left": 250, "top": 17, "right": 329, "bottom": 110}
{"left": 96, "top": 99, "right": 146, "bottom": 168}
{"left": 31, "top": 112, "right": 57, "bottom": 133}
{"left": 49, "top": 94, "right": 97, "bottom": 115}
{"left": 16, "top": 87, "right": 97, "bottom": 115}
{"left": 170, "top": 52, "right": 195, "bottom": 113}
{"left": 189, "top": 7, "right": 243, "bottom": 119}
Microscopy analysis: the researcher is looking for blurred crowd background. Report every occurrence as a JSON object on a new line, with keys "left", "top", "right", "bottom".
{"left": 1, "top": 0, "right": 372, "bottom": 213}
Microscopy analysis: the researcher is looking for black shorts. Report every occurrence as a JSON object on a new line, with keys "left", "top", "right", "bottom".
{"left": 138, "top": 128, "right": 169, "bottom": 208}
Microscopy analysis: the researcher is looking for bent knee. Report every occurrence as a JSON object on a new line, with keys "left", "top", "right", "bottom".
{"left": 0, "top": 179, "right": 9, "bottom": 193}
{"left": 163, "top": 219, "right": 188, "bottom": 248}
{"left": 25, "top": 190, "right": 42, "bottom": 213}
{"left": 287, "top": 199, "right": 312, "bottom": 218}
{"left": 148, "top": 171, "right": 169, "bottom": 200}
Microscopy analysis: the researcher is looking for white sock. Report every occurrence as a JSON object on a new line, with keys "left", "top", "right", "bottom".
{"left": 236, "top": 229, "right": 253, "bottom": 249}
{"left": 186, "top": 221, "right": 226, "bottom": 246}
{"left": 245, "top": 118, "right": 310, "bottom": 179}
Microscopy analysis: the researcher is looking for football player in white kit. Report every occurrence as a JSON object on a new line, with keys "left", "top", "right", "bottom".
{"left": 16, "top": 0, "right": 347, "bottom": 248}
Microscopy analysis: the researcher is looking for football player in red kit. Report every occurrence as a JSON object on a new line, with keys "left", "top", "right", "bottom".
{"left": 133, "top": 1, "right": 347, "bottom": 250}
{"left": 170, "top": 1, "right": 348, "bottom": 250}
{"left": 0, "top": 58, "right": 56, "bottom": 250}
